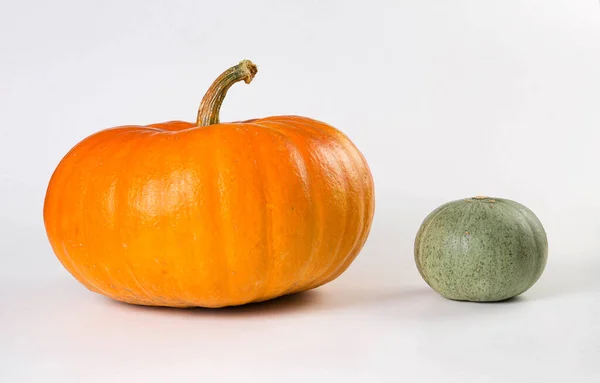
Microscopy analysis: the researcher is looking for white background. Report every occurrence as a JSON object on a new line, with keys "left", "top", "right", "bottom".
{"left": 1, "top": 0, "right": 599, "bottom": 381}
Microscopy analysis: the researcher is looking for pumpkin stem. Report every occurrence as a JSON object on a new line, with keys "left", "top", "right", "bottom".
{"left": 196, "top": 60, "right": 258, "bottom": 126}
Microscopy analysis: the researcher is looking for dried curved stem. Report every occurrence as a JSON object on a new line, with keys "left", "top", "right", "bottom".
{"left": 196, "top": 60, "right": 258, "bottom": 126}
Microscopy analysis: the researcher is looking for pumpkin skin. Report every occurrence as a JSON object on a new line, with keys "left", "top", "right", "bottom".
{"left": 414, "top": 196, "right": 547, "bottom": 302}
{"left": 43, "top": 61, "right": 375, "bottom": 308}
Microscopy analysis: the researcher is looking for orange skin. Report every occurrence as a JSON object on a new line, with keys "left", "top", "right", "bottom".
{"left": 43, "top": 61, "right": 375, "bottom": 308}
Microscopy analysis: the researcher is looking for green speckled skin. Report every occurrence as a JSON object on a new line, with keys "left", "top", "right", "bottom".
{"left": 414, "top": 197, "right": 548, "bottom": 302}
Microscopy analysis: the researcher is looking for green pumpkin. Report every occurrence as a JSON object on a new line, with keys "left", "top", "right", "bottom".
{"left": 414, "top": 196, "right": 548, "bottom": 302}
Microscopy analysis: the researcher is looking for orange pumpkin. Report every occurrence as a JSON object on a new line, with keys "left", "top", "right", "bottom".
{"left": 43, "top": 60, "right": 375, "bottom": 308}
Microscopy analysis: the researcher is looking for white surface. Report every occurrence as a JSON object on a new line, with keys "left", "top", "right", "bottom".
{"left": 1, "top": 1, "right": 599, "bottom": 382}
